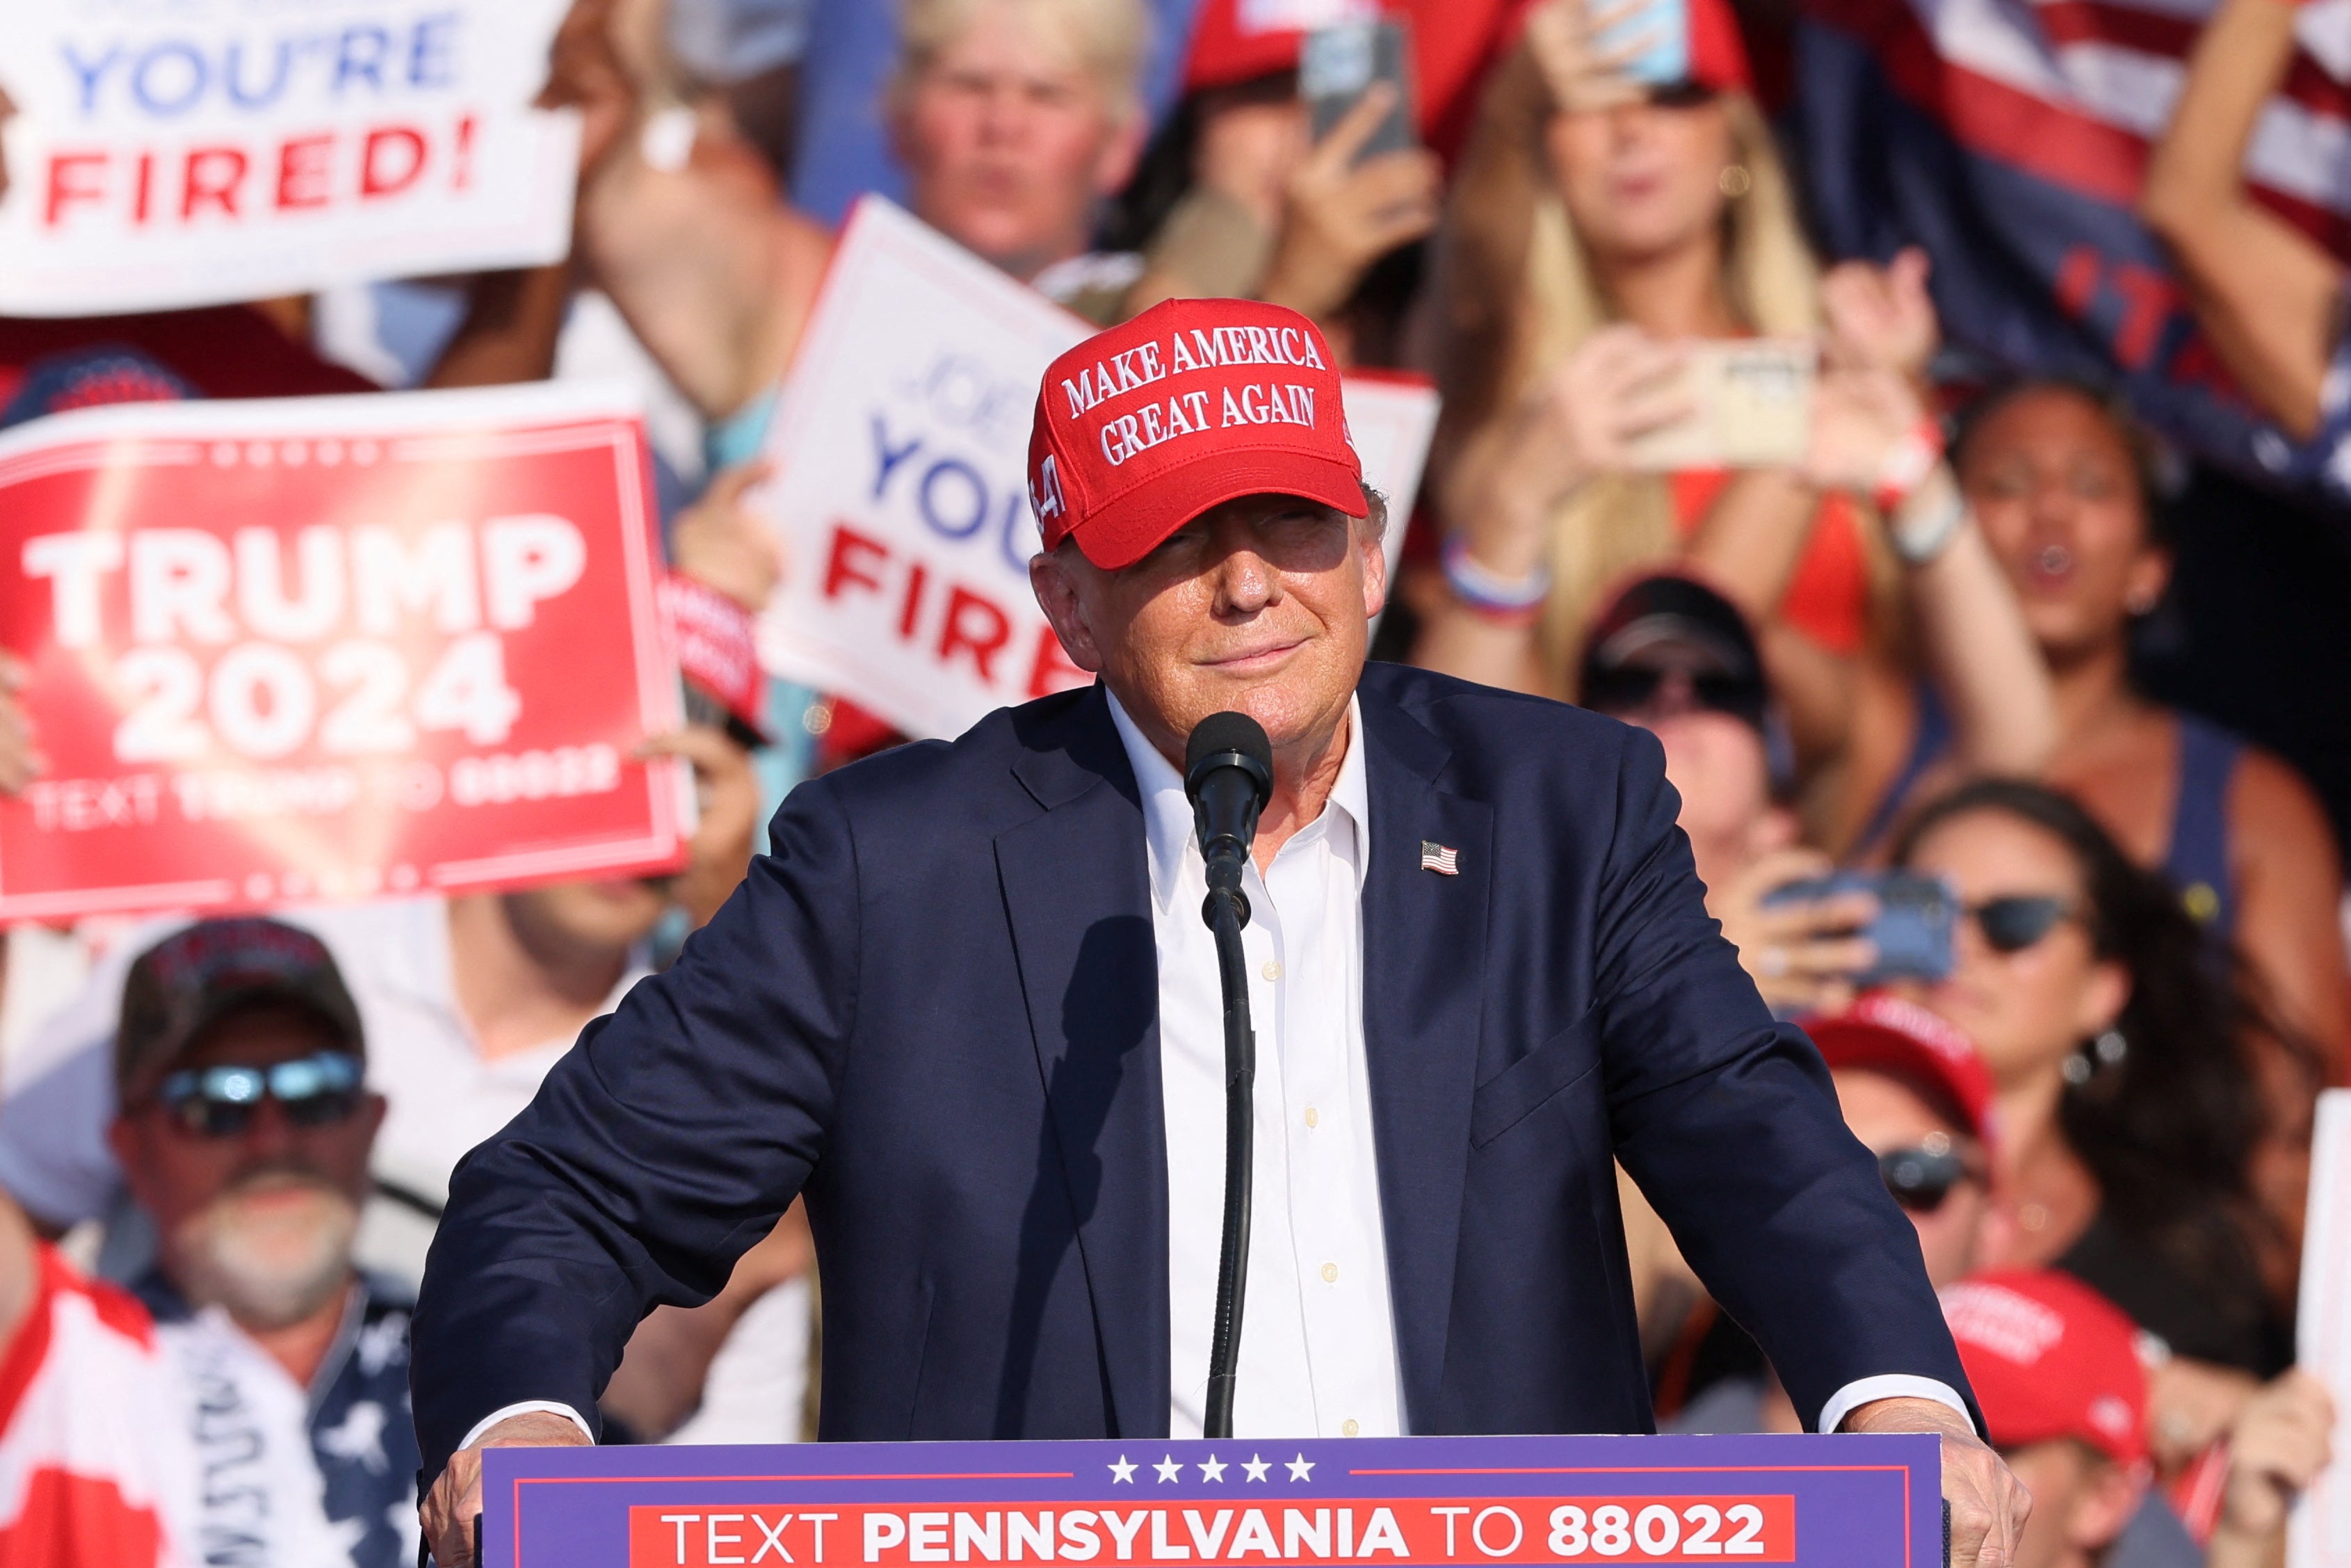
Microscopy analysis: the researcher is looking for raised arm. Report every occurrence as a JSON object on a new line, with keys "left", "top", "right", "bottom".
{"left": 1802, "top": 368, "right": 2057, "bottom": 781}
{"left": 540, "top": 0, "right": 832, "bottom": 419}
{"left": 411, "top": 775, "right": 862, "bottom": 1560}
{"left": 1411, "top": 326, "right": 1695, "bottom": 693}
{"left": 578, "top": 112, "right": 834, "bottom": 419}
{"left": 2141, "top": 0, "right": 2344, "bottom": 437}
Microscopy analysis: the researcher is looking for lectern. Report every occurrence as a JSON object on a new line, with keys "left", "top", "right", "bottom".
{"left": 478, "top": 1432, "right": 1939, "bottom": 1568}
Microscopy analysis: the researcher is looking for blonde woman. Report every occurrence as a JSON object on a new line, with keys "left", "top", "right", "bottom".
{"left": 1410, "top": 0, "right": 2053, "bottom": 844}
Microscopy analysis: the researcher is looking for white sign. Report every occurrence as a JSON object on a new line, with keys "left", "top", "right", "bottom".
{"left": 0, "top": 0, "right": 580, "bottom": 316}
{"left": 754, "top": 195, "right": 1440, "bottom": 743}
{"left": 2293, "top": 1088, "right": 2351, "bottom": 1568}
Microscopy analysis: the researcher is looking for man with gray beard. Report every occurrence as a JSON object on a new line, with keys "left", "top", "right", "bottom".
{"left": 107, "top": 918, "right": 418, "bottom": 1568}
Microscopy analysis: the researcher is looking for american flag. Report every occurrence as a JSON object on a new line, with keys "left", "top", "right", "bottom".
{"left": 1797, "top": 0, "right": 2351, "bottom": 490}
{"left": 1420, "top": 841, "right": 1460, "bottom": 875}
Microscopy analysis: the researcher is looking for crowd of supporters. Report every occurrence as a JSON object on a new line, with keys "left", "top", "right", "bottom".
{"left": 0, "top": 0, "right": 2344, "bottom": 1562}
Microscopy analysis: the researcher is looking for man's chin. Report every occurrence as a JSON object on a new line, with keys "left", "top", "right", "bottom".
{"left": 173, "top": 1186, "right": 358, "bottom": 1330}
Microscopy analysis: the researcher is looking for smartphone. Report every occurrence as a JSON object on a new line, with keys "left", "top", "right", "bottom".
{"left": 1621, "top": 339, "right": 1816, "bottom": 472}
{"left": 1300, "top": 17, "right": 1417, "bottom": 161}
{"left": 1761, "top": 871, "right": 1957, "bottom": 987}
{"left": 1594, "top": 0, "right": 1691, "bottom": 86}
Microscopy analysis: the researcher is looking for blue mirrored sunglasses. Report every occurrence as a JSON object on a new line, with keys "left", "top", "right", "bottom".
{"left": 154, "top": 1051, "right": 363, "bottom": 1138}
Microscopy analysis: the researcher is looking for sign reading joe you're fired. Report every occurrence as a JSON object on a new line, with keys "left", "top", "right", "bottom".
{"left": 0, "top": 382, "right": 693, "bottom": 923}
{"left": 483, "top": 1432, "right": 1942, "bottom": 1568}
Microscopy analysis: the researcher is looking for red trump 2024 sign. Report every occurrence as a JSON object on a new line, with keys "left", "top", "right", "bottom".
{"left": 0, "top": 381, "right": 690, "bottom": 922}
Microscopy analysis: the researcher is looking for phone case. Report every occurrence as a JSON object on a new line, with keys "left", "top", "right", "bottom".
{"left": 1621, "top": 339, "right": 1817, "bottom": 472}
{"left": 1300, "top": 18, "right": 1416, "bottom": 160}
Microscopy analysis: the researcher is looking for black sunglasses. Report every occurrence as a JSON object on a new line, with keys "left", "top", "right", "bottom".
{"left": 154, "top": 1051, "right": 364, "bottom": 1139}
{"left": 1878, "top": 1144, "right": 1982, "bottom": 1213}
{"left": 1966, "top": 894, "right": 2077, "bottom": 954}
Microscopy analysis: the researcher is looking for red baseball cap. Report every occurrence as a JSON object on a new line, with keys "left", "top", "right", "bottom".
{"left": 1685, "top": 0, "right": 1754, "bottom": 95}
{"left": 1803, "top": 992, "right": 1998, "bottom": 1150}
{"left": 1941, "top": 1270, "right": 2151, "bottom": 1466}
{"left": 1027, "top": 298, "right": 1366, "bottom": 570}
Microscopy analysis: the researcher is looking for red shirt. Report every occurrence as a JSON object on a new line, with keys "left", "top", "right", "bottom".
{"left": 1670, "top": 469, "right": 1871, "bottom": 656}
{"left": 0, "top": 306, "right": 374, "bottom": 414}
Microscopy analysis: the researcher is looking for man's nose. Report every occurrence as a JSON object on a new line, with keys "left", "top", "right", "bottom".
{"left": 1212, "top": 548, "right": 1278, "bottom": 613}
{"left": 235, "top": 1096, "right": 303, "bottom": 1158}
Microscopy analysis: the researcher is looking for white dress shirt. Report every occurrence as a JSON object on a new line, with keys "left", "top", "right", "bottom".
{"left": 1110, "top": 692, "right": 1403, "bottom": 1440}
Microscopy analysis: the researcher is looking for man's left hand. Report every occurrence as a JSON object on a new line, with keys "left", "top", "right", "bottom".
{"left": 1843, "top": 1396, "right": 2030, "bottom": 1568}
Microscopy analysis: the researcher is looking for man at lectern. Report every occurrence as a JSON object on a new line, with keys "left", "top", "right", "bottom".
{"left": 412, "top": 298, "right": 2030, "bottom": 1566}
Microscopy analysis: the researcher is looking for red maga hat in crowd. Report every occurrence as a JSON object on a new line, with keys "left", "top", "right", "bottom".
{"left": 1802, "top": 992, "right": 1998, "bottom": 1149}
{"left": 1681, "top": 0, "right": 1756, "bottom": 95}
{"left": 1026, "top": 298, "right": 1366, "bottom": 570}
{"left": 1940, "top": 1270, "right": 2151, "bottom": 1467}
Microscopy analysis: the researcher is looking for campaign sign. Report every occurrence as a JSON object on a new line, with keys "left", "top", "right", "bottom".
{"left": 0, "top": 380, "right": 690, "bottom": 922}
{"left": 2291, "top": 1090, "right": 2351, "bottom": 1568}
{"left": 481, "top": 1433, "right": 1939, "bottom": 1568}
{"left": 754, "top": 196, "right": 1440, "bottom": 743}
{"left": 0, "top": 0, "right": 579, "bottom": 315}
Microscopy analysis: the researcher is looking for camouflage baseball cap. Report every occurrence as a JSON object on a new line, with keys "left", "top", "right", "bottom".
{"left": 116, "top": 919, "right": 364, "bottom": 1101}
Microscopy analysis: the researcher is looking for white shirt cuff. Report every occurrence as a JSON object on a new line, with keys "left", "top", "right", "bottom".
{"left": 1817, "top": 1375, "right": 1973, "bottom": 1436}
{"left": 459, "top": 1401, "right": 597, "bottom": 1454}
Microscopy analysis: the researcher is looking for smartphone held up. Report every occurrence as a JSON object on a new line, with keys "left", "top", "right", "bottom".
{"left": 1622, "top": 339, "right": 1818, "bottom": 471}
{"left": 1300, "top": 16, "right": 1417, "bottom": 159}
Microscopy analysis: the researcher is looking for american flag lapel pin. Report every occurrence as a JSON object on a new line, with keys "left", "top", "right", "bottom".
{"left": 1419, "top": 840, "right": 1460, "bottom": 875}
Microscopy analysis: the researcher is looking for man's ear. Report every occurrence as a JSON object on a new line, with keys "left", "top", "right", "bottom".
{"left": 1093, "top": 109, "right": 1149, "bottom": 198}
{"left": 1029, "top": 551, "right": 1106, "bottom": 673}
{"left": 1359, "top": 517, "right": 1389, "bottom": 622}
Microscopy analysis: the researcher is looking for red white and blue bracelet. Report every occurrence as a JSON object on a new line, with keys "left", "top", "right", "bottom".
{"left": 1441, "top": 534, "right": 1553, "bottom": 626}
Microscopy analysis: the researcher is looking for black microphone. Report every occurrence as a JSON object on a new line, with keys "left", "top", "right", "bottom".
{"left": 1184, "top": 711, "right": 1274, "bottom": 918}
{"left": 1181, "top": 712, "right": 1272, "bottom": 1441}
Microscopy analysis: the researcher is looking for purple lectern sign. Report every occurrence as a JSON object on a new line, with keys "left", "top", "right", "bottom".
{"left": 481, "top": 1433, "right": 1939, "bottom": 1568}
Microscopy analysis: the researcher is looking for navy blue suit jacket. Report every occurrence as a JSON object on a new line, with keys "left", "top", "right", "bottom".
{"left": 411, "top": 665, "right": 1971, "bottom": 1476}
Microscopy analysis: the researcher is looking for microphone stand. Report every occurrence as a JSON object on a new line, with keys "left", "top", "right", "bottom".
{"left": 1201, "top": 875, "right": 1255, "bottom": 1440}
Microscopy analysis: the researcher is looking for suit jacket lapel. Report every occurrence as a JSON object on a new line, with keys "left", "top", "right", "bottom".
{"left": 1358, "top": 690, "right": 1492, "bottom": 1428}
{"left": 996, "top": 687, "right": 1170, "bottom": 1439}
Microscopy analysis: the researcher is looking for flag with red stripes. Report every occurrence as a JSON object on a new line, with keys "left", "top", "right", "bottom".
{"left": 1795, "top": 0, "right": 2351, "bottom": 494}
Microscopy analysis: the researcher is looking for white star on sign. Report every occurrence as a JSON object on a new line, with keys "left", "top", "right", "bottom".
{"left": 1198, "top": 1455, "right": 1228, "bottom": 1482}
{"left": 1110, "top": 1456, "right": 1138, "bottom": 1484}
{"left": 1243, "top": 1455, "right": 1271, "bottom": 1482}
{"left": 1286, "top": 1453, "right": 1316, "bottom": 1482}
{"left": 1156, "top": 1455, "right": 1183, "bottom": 1483}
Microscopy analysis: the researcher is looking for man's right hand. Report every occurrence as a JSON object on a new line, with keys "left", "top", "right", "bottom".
{"left": 421, "top": 1411, "right": 594, "bottom": 1567}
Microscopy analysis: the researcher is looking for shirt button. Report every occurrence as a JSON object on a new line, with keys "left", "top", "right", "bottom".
{"left": 1261, "top": 960, "right": 1283, "bottom": 981}
{"left": 1304, "top": 1106, "right": 1319, "bottom": 1129}
{"left": 1320, "top": 1261, "right": 1339, "bottom": 1284}
{"left": 1341, "top": 1419, "right": 1360, "bottom": 1437}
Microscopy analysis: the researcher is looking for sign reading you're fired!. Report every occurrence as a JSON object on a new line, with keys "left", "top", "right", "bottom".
{"left": 483, "top": 1434, "right": 1940, "bottom": 1568}
{"left": 0, "top": 0, "right": 579, "bottom": 314}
